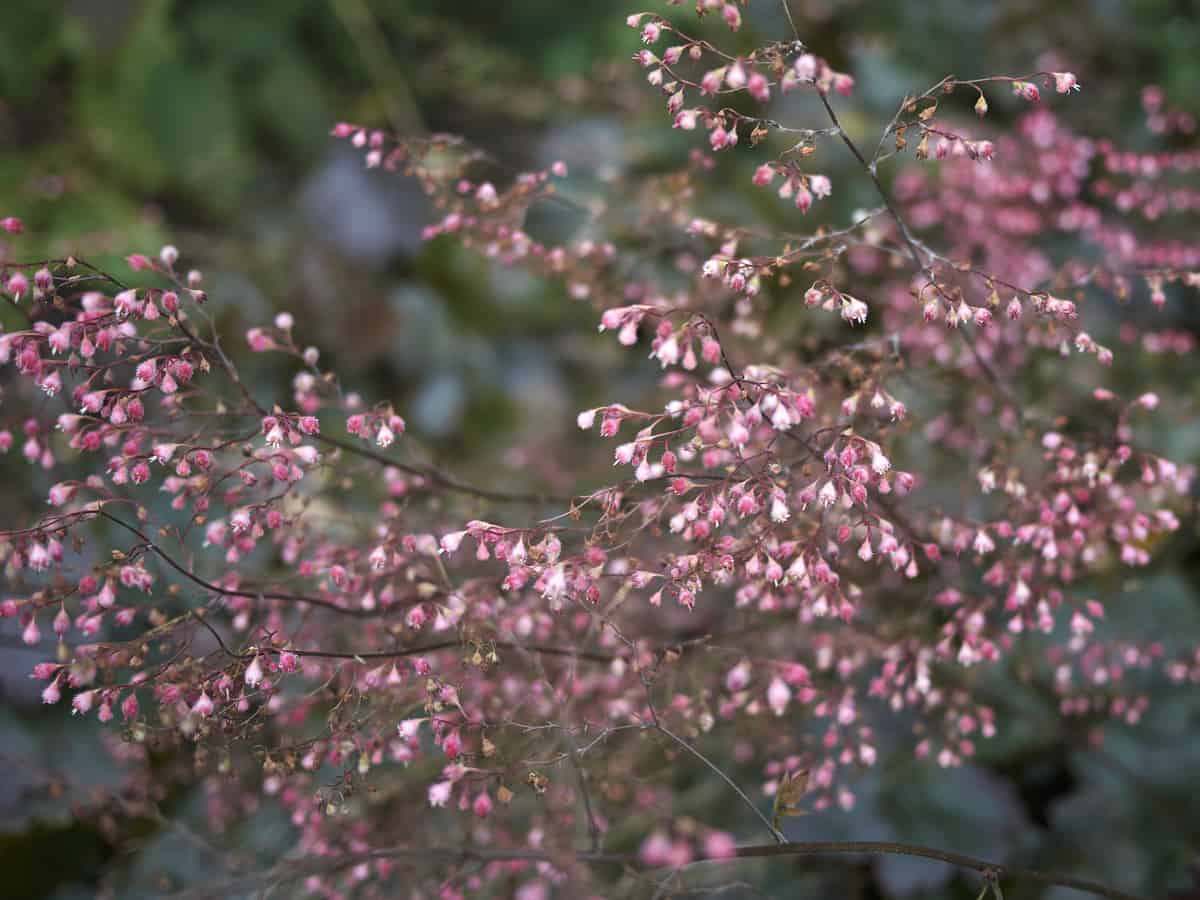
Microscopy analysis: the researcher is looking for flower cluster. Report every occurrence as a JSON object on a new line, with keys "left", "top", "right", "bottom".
{"left": 0, "top": 2, "right": 1196, "bottom": 897}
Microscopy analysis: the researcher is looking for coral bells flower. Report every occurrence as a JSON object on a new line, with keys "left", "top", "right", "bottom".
{"left": 1012, "top": 80, "right": 1040, "bottom": 102}
{"left": 428, "top": 781, "right": 452, "bottom": 808}
{"left": 6, "top": 271, "right": 29, "bottom": 300}
{"left": 472, "top": 791, "right": 493, "bottom": 818}
{"left": 840, "top": 296, "right": 869, "bottom": 325}
{"left": 704, "top": 831, "right": 738, "bottom": 860}
{"left": 767, "top": 677, "right": 791, "bottom": 716}
{"left": 1, "top": 216, "right": 23, "bottom": 233}
{"left": 709, "top": 124, "right": 736, "bottom": 151}
{"left": 725, "top": 60, "right": 748, "bottom": 90}
{"left": 1053, "top": 72, "right": 1080, "bottom": 93}
{"left": 192, "top": 691, "right": 215, "bottom": 717}
{"left": 244, "top": 656, "right": 264, "bottom": 687}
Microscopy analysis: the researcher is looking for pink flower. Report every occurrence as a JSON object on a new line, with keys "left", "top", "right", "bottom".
{"left": 472, "top": 791, "right": 493, "bottom": 818}
{"left": 42, "top": 679, "right": 62, "bottom": 704}
{"left": 192, "top": 691, "right": 215, "bottom": 717}
{"left": 767, "top": 677, "right": 791, "bottom": 716}
{"left": 1012, "top": 80, "right": 1040, "bottom": 102}
{"left": 244, "top": 656, "right": 264, "bottom": 687}
{"left": 639, "top": 831, "right": 674, "bottom": 866}
{"left": 1053, "top": 72, "right": 1080, "bottom": 93}
{"left": 747, "top": 71, "right": 770, "bottom": 102}
{"left": 428, "top": 781, "right": 453, "bottom": 807}
{"left": 725, "top": 661, "right": 751, "bottom": 692}
{"left": 704, "top": 831, "right": 738, "bottom": 860}
{"left": 6, "top": 272, "right": 28, "bottom": 299}
{"left": 21, "top": 618, "right": 40, "bottom": 645}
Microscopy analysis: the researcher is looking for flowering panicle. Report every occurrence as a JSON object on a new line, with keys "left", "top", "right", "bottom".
{"left": 0, "top": 6, "right": 1194, "bottom": 898}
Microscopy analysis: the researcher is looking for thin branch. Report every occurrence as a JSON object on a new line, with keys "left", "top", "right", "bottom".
{"left": 656, "top": 724, "right": 786, "bottom": 845}
{"left": 97, "top": 510, "right": 382, "bottom": 618}
{"left": 779, "top": 0, "right": 801, "bottom": 42}
{"left": 312, "top": 432, "right": 574, "bottom": 506}
{"left": 164, "top": 840, "right": 1149, "bottom": 900}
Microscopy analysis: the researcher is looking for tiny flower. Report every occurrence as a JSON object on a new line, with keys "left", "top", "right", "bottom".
{"left": 640, "top": 831, "right": 673, "bottom": 866}
{"left": 42, "top": 679, "right": 62, "bottom": 705}
{"left": 974, "top": 94, "right": 988, "bottom": 117}
{"left": 188, "top": 691, "right": 213, "bottom": 717}
{"left": 1012, "top": 80, "right": 1040, "bottom": 102}
{"left": 369, "top": 545, "right": 389, "bottom": 570}
{"left": 6, "top": 271, "right": 29, "bottom": 299}
{"left": 725, "top": 60, "right": 747, "bottom": 90}
{"left": 767, "top": 677, "right": 791, "bottom": 716}
{"left": 841, "top": 296, "right": 869, "bottom": 325}
{"left": 770, "top": 494, "right": 790, "bottom": 523}
{"left": 428, "top": 781, "right": 453, "bottom": 807}
{"left": 244, "top": 657, "right": 264, "bottom": 687}
{"left": 871, "top": 451, "right": 890, "bottom": 474}
{"left": 472, "top": 791, "right": 493, "bottom": 818}
{"left": 22, "top": 618, "right": 40, "bottom": 645}
{"left": 794, "top": 184, "right": 812, "bottom": 213}
{"left": 674, "top": 109, "right": 698, "bottom": 130}
{"left": 440, "top": 531, "right": 466, "bottom": 555}
{"left": 794, "top": 54, "right": 818, "bottom": 81}
{"left": 747, "top": 71, "right": 770, "bottom": 102}
{"left": 818, "top": 480, "right": 839, "bottom": 508}
{"left": 1053, "top": 72, "right": 1080, "bottom": 93}
{"left": 972, "top": 530, "right": 995, "bottom": 555}
{"left": 475, "top": 182, "right": 499, "bottom": 208}
{"left": 725, "top": 661, "right": 751, "bottom": 692}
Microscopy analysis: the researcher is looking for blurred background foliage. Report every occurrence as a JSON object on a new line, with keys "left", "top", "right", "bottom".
{"left": 1, "top": 1, "right": 1199, "bottom": 897}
